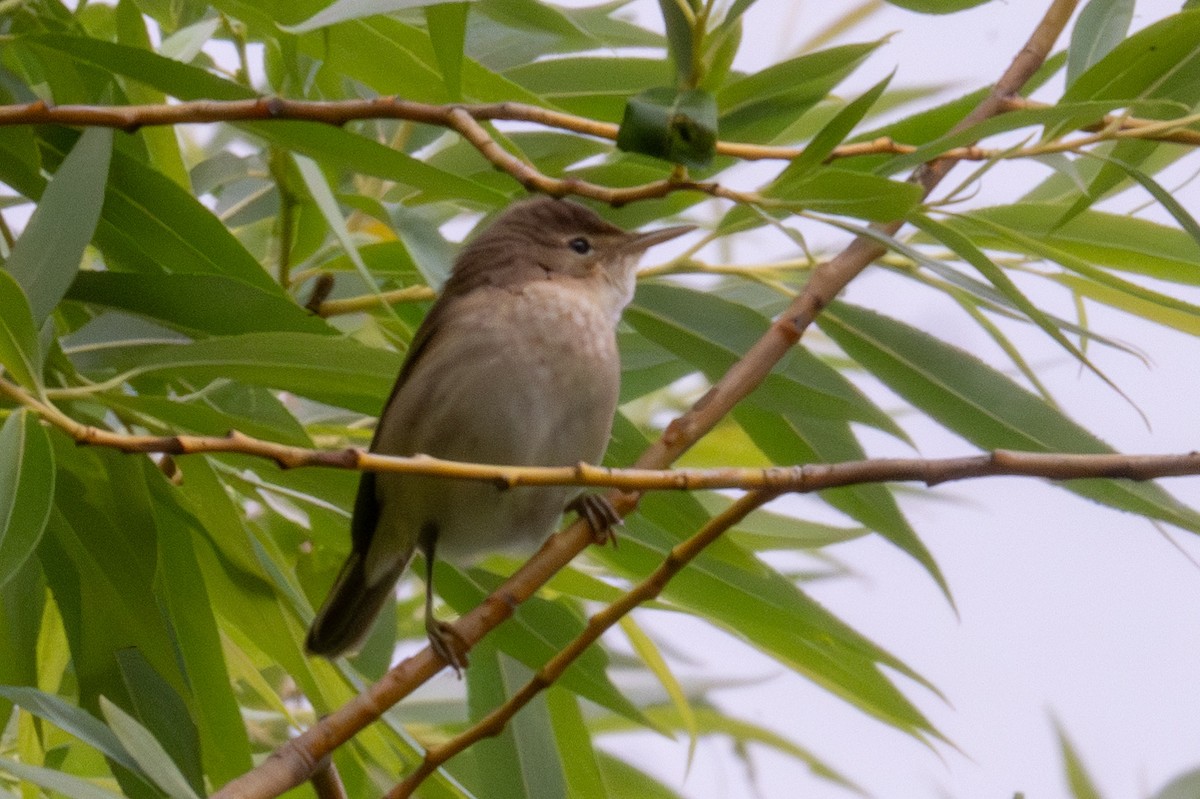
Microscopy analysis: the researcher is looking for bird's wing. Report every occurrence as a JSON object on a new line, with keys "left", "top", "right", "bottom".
{"left": 348, "top": 294, "right": 454, "bottom": 553}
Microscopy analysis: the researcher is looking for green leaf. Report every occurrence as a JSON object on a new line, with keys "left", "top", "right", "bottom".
{"left": 1153, "top": 768, "right": 1200, "bottom": 799}
{"left": 768, "top": 166, "right": 923, "bottom": 221}
{"left": 66, "top": 273, "right": 333, "bottom": 337}
{"left": 601, "top": 416, "right": 940, "bottom": 739}
{"left": 950, "top": 210, "right": 1200, "bottom": 330}
{"left": 112, "top": 332, "right": 400, "bottom": 415}
{"left": 0, "top": 757, "right": 127, "bottom": 799}
{"left": 114, "top": 0, "right": 190, "bottom": 188}
{"left": 596, "top": 753, "right": 685, "bottom": 799}
{"left": 620, "top": 617, "right": 697, "bottom": 766}
{"left": 602, "top": 704, "right": 864, "bottom": 793}
{"left": 426, "top": 2, "right": 471, "bottom": 100}
{"left": 953, "top": 204, "right": 1200, "bottom": 285}
{"left": 0, "top": 687, "right": 142, "bottom": 778}
{"left": 281, "top": 0, "right": 472, "bottom": 33}
{"left": 775, "top": 72, "right": 893, "bottom": 183}
{"left": 912, "top": 213, "right": 1124, "bottom": 397}
{"left": 1067, "top": 0, "right": 1135, "bottom": 88}
{"left": 629, "top": 283, "right": 907, "bottom": 438}
{"left": 882, "top": 0, "right": 991, "bottom": 11}
{"left": 1062, "top": 10, "right": 1200, "bottom": 105}
{"left": 0, "top": 271, "right": 43, "bottom": 389}
{"left": 1056, "top": 11, "right": 1200, "bottom": 220}
{"left": 0, "top": 560, "right": 42, "bottom": 721}
{"left": 657, "top": 0, "right": 697, "bottom": 87}
{"left": 732, "top": 405, "right": 950, "bottom": 601}
{"left": 21, "top": 126, "right": 278, "bottom": 293}
{"left": 115, "top": 650, "right": 205, "bottom": 796}
{"left": 467, "top": 644, "right": 570, "bottom": 799}
{"left": 545, "top": 689, "right": 608, "bottom": 799}
{"left": 465, "top": 642, "right": 535, "bottom": 799}
{"left": 818, "top": 302, "right": 1200, "bottom": 535}
{"left": 0, "top": 411, "right": 54, "bottom": 589}
{"left": 1093, "top": 156, "right": 1200, "bottom": 252}
{"left": 617, "top": 87, "right": 719, "bottom": 168}
{"left": 107, "top": 389, "right": 312, "bottom": 448}
{"left": 608, "top": 511, "right": 940, "bottom": 736}
{"left": 100, "top": 697, "right": 201, "bottom": 799}
{"left": 293, "top": 155, "right": 384, "bottom": 318}
{"left": 1056, "top": 720, "right": 1104, "bottom": 799}
{"left": 1049, "top": 273, "right": 1200, "bottom": 336}
{"left": 147, "top": 475, "right": 254, "bottom": 784}
{"left": 5, "top": 127, "right": 111, "bottom": 325}
{"left": 504, "top": 57, "right": 671, "bottom": 121}
{"left": 716, "top": 43, "right": 879, "bottom": 140}
{"left": 694, "top": 492, "right": 869, "bottom": 550}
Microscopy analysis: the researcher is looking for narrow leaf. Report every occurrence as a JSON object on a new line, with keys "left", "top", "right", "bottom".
{"left": 426, "top": 2, "right": 471, "bottom": 100}
{"left": 0, "top": 411, "right": 54, "bottom": 589}
{"left": 882, "top": 0, "right": 990, "bottom": 11}
{"left": 776, "top": 72, "right": 893, "bottom": 182}
{"left": 114, "top": 332, "right": 401, "bottom": 415}
{"left": 1096, "top": 156, "right": 1200, "bottom": 252}
{"left": 66, "top": 273, "right": 333, "bottom": 337}
{"left": 620, "top": 617, "right": 698, "bottom": 767}
{"left": 100, "top": 697, "right": 201, "bottom": 799}
{"left": 5, "top": 127, "right": 111, "bottom": 325}
{"left": 1055, "top": 719, "right": 1104, "bottom": 799}
{"left": 281, "top": 0, "right": 471, "bottom": 33}
{"left": 0, "top": 687, "right": 141, "bottom": 777}
{"left": 912, "top": 213, "right": 1127, "bottom": 402}
{"left": 0, "top": 757, "right": 126, "bottom": 799}
{"left": 0, "top": 271, "right": 42, "bottom": 389}
{"left": 115, "top": 650, "right": 205, "bottom": 796}
{"left": 819, "top": 303, "right": 1200, "bottom": 535}
{"left": 293, "top": 155, "right": 393, "bottom": 321}
{"left": 1067, "top": 0, "right": 1135, "bottom": 88}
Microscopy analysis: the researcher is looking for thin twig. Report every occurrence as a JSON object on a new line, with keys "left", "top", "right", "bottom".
{"left": 5, "top": 375, "right": 1200, "bottom": 489}
{"left": 309, "top": 759, "right": 347, "bottom": 799}
{"left": 0, "top": 94, "right": 1193, "bottom": 172}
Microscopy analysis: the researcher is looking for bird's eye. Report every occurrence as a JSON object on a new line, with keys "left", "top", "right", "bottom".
{"left": 568, "top": 237, "right": 592, "bottom": 254}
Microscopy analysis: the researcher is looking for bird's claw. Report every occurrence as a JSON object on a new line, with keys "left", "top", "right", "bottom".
{"left": 427, "top": 620, "right": 469, "bottom": 676}
{"left": 568, "top": 494, "right": 622, "bottom": 547}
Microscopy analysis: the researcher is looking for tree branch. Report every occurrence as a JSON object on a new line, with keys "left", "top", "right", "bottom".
{"left": 0, "top": 85, "right": 1190, "bottom": 206}
{"left": 7, "top": 377, "right": 1199, "bottom": 491}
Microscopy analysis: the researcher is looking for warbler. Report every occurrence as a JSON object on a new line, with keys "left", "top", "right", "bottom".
{"left": 305, "top": 196, "right": 693, "bottom": 670}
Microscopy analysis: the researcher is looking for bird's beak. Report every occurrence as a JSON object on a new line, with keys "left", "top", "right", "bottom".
{"left": 622, "top": 224, "right": 696, "bottom": 254}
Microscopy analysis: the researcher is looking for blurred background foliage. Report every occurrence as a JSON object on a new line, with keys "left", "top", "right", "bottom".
{"left": 1, "top": 0, "right": 1200, "bottom": 796}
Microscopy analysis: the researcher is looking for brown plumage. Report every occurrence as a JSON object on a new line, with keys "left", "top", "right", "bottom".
{"left": 305, "top": 196, "right": 692, "bottom": 669}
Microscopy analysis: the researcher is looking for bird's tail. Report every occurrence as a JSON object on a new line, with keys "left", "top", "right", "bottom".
{"left": 305, "top": 551, "right": 407, "bottom": 658}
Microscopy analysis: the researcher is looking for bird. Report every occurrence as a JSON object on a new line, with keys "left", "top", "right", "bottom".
{"left": 305, "top": 196, "right": 694, "bottom": 670}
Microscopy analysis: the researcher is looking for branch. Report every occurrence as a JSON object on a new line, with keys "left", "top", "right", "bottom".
{"left": 3, "top": 96, "right": 1196, "bottom": 168}
{"left": 1002, "top": 96, "right": 1200, "bottom": 146}
{"left": 309, "top": 759, "right": 347, "bottom": 799}
{"left": 9, "top": 377, "right": 1200, "bottom": 489}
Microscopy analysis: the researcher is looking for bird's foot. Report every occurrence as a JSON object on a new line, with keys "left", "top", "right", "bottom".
{"left": 427, "top": 619, "right": 469, "bottom": 676}
{"left": 568, "top": 493, "right": 622, "bottom": 547}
